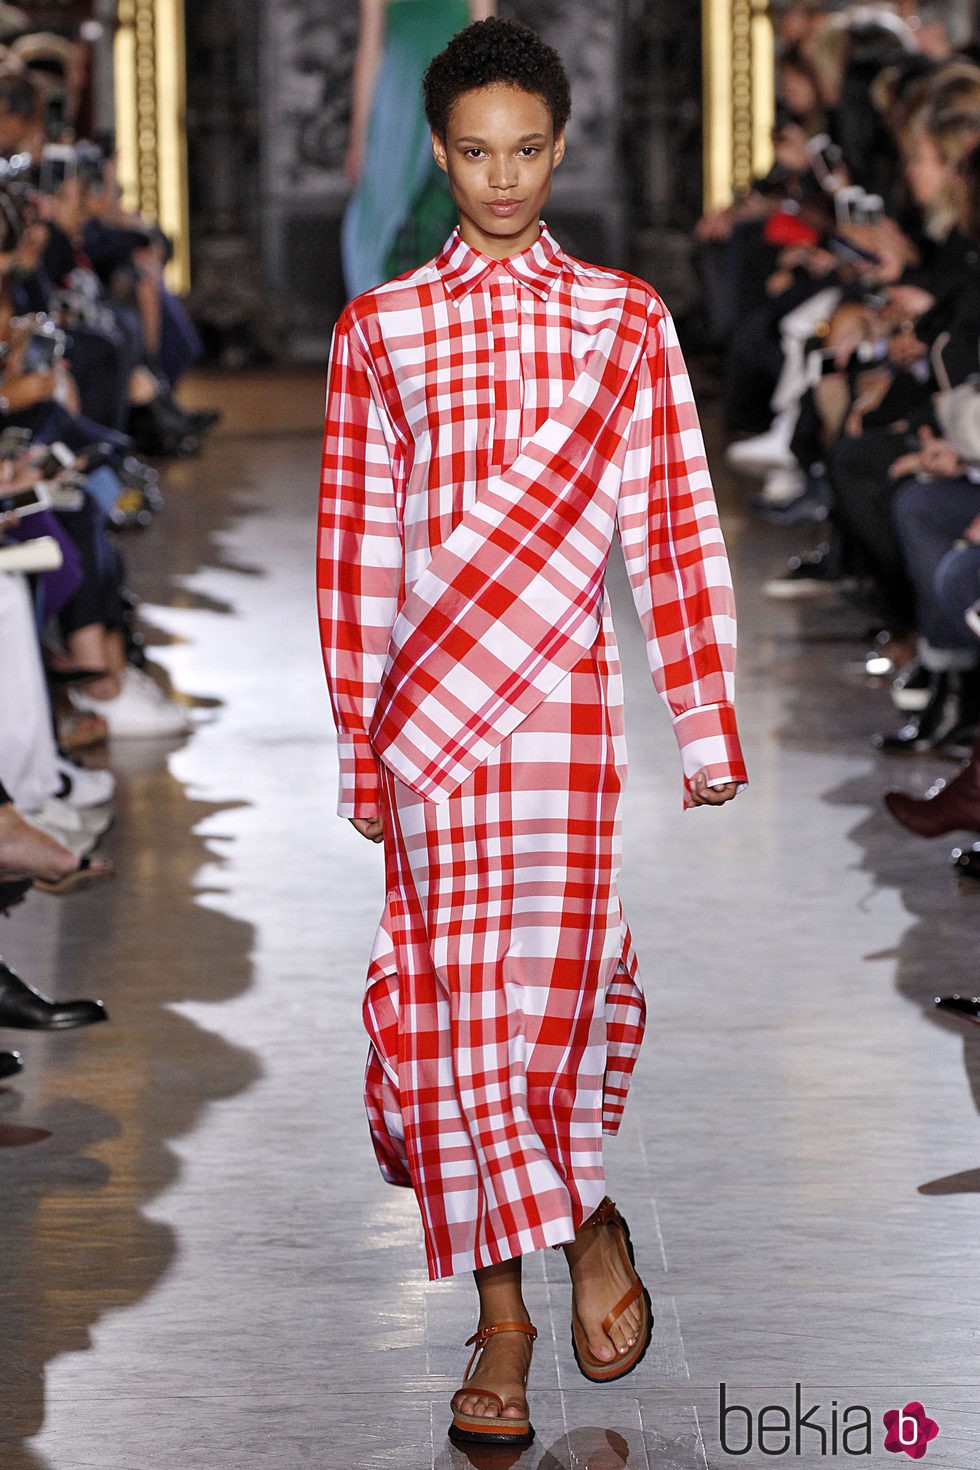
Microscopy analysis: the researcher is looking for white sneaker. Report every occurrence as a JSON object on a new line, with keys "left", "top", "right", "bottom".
{"left": 72, "top": 666, "right": 191, "bottom": 739}
{"left": 725, "top": 422, "right": 796, "bottom": 477}
{"left": 55, "top": 754, "right": 116, "bottom": 809}
{"left": 19, "top": 798, "right": 99, "bottom": 857}
{"left": 36, "top": 794, "right": 113, "bottom": 839}
{"left": 756, "top": 465, "right": 806, "bottom": 505}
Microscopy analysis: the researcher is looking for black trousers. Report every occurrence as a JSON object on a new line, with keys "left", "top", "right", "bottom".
{"left": 826, "top": 426, "right": 920, "bottom": 628}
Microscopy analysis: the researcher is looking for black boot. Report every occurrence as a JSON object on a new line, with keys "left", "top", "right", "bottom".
{"left": 127, "top": 400, "right": 200, "bottom": 458}
{"left": 0, "top": 958, "right": 108, "bottom": 1031}
{"left": 0, "top": 1049, "right": 23, "bottom": 1079}
{"left": 872, "top": 670, "right": 980, "bottom": 754}
{"left": 157, "top": 390, "right": 221, "bottom": 436}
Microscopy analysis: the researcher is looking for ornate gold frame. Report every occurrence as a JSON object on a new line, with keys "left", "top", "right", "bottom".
{"left": 113, "top": 0, "right": 191, "bottom": 291}
{"left": 702, "top": 0, "right": 775, "bottom": 211}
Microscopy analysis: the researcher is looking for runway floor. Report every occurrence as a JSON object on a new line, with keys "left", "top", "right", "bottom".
{"left": 1, "top": 369, "right": 978, "bottom": 1470}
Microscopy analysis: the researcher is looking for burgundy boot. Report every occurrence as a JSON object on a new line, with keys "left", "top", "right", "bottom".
{"left": 884, "top": 738, "right": 980, "bottom": 836}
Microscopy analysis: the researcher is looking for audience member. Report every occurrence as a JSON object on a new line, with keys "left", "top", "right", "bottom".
{"left": 714, "top": 2, "right": 980, "bottom": 894}
{"left": 0, "top": 13, "right": 218, "bottom": 1080}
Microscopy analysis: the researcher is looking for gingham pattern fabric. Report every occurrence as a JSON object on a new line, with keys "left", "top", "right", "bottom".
{"left": 317, "top": 226, "right": 747, "bottom": 1279}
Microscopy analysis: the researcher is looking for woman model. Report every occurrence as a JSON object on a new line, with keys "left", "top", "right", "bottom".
{"left": 341, "top": 0, "right": 495, "bottom": 298}
{"left": 319, "top": 18, "right": 747, "bottom": 1449}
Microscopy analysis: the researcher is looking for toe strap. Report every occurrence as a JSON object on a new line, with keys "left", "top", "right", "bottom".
{"left": 601, "top": 1278, "right": 644, "bottom": 1337}
{"left": 451, "top": 1387, "right": 505, "bottom": 1415}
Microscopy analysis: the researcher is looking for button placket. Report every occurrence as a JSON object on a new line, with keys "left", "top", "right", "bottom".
{"left": 488, "top": 270, "right": 524, "bottom": 475}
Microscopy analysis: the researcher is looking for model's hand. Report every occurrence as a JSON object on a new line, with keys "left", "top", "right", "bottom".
{"left": 350, "top": 815, "right": 384, "bottom": 843}
{"left": 688, "top": 772, "right": 739, "bottom": 807}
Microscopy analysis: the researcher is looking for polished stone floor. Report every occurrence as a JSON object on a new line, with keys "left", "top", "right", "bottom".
{"left": 1, "top": 370, "right": 978, "bottom": 1470}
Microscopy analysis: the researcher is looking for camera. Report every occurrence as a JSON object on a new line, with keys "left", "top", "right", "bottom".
{"left": 37, "top": 144, "right": 77, "bottom": 195}
{"left": 74, "top": 141, "right": 106, "bottom": 188}
{"left": 806, "top": 133, "right": 844, "bottom": 189}
{"left": 0, "top": 484, "right": 50, "bottom": 518}
{"left": 0, "top": 426, "right": 34, "bottom": 461}
{"left": 835, "top": 187, "right": 885, "bottom": 226}
{"left": 21, "top": 321, "right": 67, "bottom": 375}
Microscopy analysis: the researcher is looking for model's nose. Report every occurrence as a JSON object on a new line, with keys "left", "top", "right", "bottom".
{"left": 489, "top": 156, "right": 517, "bottom": 189}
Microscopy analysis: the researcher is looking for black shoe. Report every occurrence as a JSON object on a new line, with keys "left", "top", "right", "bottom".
{"left": 752, "top": 472, "right": 832, "bottom": 527}
{"left": 0, "top": 878, "right": 32, "bottom": 915}
{"left": 127, "top": 401, "right": 200, "bottom": 458}
{"left": 0, "top": 958, "right": 108, "bottom": 1031}
{"left": 762, "top": 543, "right": 841, "bottom": 600}
{"left": 160, "top": 397, "right": 221, "bottom": 435}
{"left": 934, "top": 994, "right": 980, "bottom": 1024}
{"left": 873, "top": 671, "right": 980, "bottom": 754}
{"left": 152, "top": 393, "right": 221, "bottom": 443}
{"left": 891, "top": 661, "right": 932, "bottom": 713}
{"left": 187, "top": 409, "right": 221, "bottom": 434}
{"left": 0, "top": 1049, "right": 23, "bottom": 1079}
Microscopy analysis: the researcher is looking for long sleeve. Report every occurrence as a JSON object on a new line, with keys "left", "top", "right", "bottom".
{"left": 317, "top": 309, "right": 403, "bottom": 817}
{"left": 617, "top": 306, "right": 747, "bottom": 806}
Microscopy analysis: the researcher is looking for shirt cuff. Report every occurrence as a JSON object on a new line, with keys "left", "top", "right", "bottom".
{"left": 336, "top": 731, "right": 382, "bottom": 819}
{"left": 671, "top": 701, "right": 748, "bottom": 808}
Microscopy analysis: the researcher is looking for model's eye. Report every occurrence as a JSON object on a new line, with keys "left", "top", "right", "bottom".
{"left": 519, "top": 147, "right": 540, "bottom": 158}
{"left": 463, "top": 148, "right": 485, "bottom": 160}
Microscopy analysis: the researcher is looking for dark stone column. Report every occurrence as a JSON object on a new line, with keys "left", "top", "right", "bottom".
{"left": 184, "top": 0, "right": 281, "bottom": 365}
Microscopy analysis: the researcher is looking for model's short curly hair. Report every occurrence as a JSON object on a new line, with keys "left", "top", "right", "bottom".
{"left": 423, "top": 18, "right": 571, "bottom": 140}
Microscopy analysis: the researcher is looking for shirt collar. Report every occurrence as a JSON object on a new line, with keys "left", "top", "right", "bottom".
{"left": 435, "top": 224, "right": 564, "bottom": 303}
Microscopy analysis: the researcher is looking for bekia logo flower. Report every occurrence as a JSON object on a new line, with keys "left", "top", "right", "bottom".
{"left": 883, "top": 1402, "right": 939, "bottom": 1459}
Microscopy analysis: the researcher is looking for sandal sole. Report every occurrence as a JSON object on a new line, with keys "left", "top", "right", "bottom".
{"left": 449, "top": 1419, "right": 535, "bottom": 1448}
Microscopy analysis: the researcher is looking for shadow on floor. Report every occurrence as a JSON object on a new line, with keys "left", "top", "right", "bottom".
{"left": 824, "top": 766, "right": 980, "bottom": 1193}
{"left": 0, "top": 436, "right": 266, "bottom": 1464}
{"left": 0, "top": 775, "right": 261, "bottom": 1461}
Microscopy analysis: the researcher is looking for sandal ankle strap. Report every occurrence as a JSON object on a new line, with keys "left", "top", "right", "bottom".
{"left": 462, "top": 1321, "right": 537, "bottom": 1383}
{"left": 465, "top": 1321, "right": 538, "bottom": 1349}
{"left": 581, "top": 1196, "right": 619, "bottom": 1230}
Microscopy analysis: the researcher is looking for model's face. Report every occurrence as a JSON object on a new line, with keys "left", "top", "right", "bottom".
{"left": 432, "top": 85, "right": 564, "bottom": 260}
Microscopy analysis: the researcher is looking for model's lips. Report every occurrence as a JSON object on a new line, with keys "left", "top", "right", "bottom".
{"left": 485, "top": 200, "right": 523, "bottom": 216}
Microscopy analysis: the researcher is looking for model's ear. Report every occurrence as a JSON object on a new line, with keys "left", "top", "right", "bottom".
{"left": 552, "top": 129, "right": 566, "bottom": 170}
{"left": 431, "top": 130, "right": 449, "bottom": 174}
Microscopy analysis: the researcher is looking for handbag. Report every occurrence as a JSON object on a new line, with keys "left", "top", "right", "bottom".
{"left": 931, "top": 330, "right": 980, "bottom": 466}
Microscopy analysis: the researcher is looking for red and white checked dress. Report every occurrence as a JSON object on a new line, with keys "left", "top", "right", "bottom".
{"left": 317, "top": 226, "right": 746, "bottom": 1280}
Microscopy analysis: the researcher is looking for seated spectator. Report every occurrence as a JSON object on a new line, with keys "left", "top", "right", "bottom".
{"left": 876, "top": 441, "right": 980, "bottom": 750}
{"left": 759, "top": 63, "right": 980, "bottom": 612}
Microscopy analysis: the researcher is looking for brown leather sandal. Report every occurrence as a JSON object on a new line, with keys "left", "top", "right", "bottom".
{"left": 448, "top": 1320, "right": 537, "bottom": 1448}
{"left": 570, "top": 1197, "right": 653, "bottom": 1383}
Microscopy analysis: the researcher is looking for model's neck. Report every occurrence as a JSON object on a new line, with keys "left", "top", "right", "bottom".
{"left": 457, "top": 218, "right": 542, "bottom": 261}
